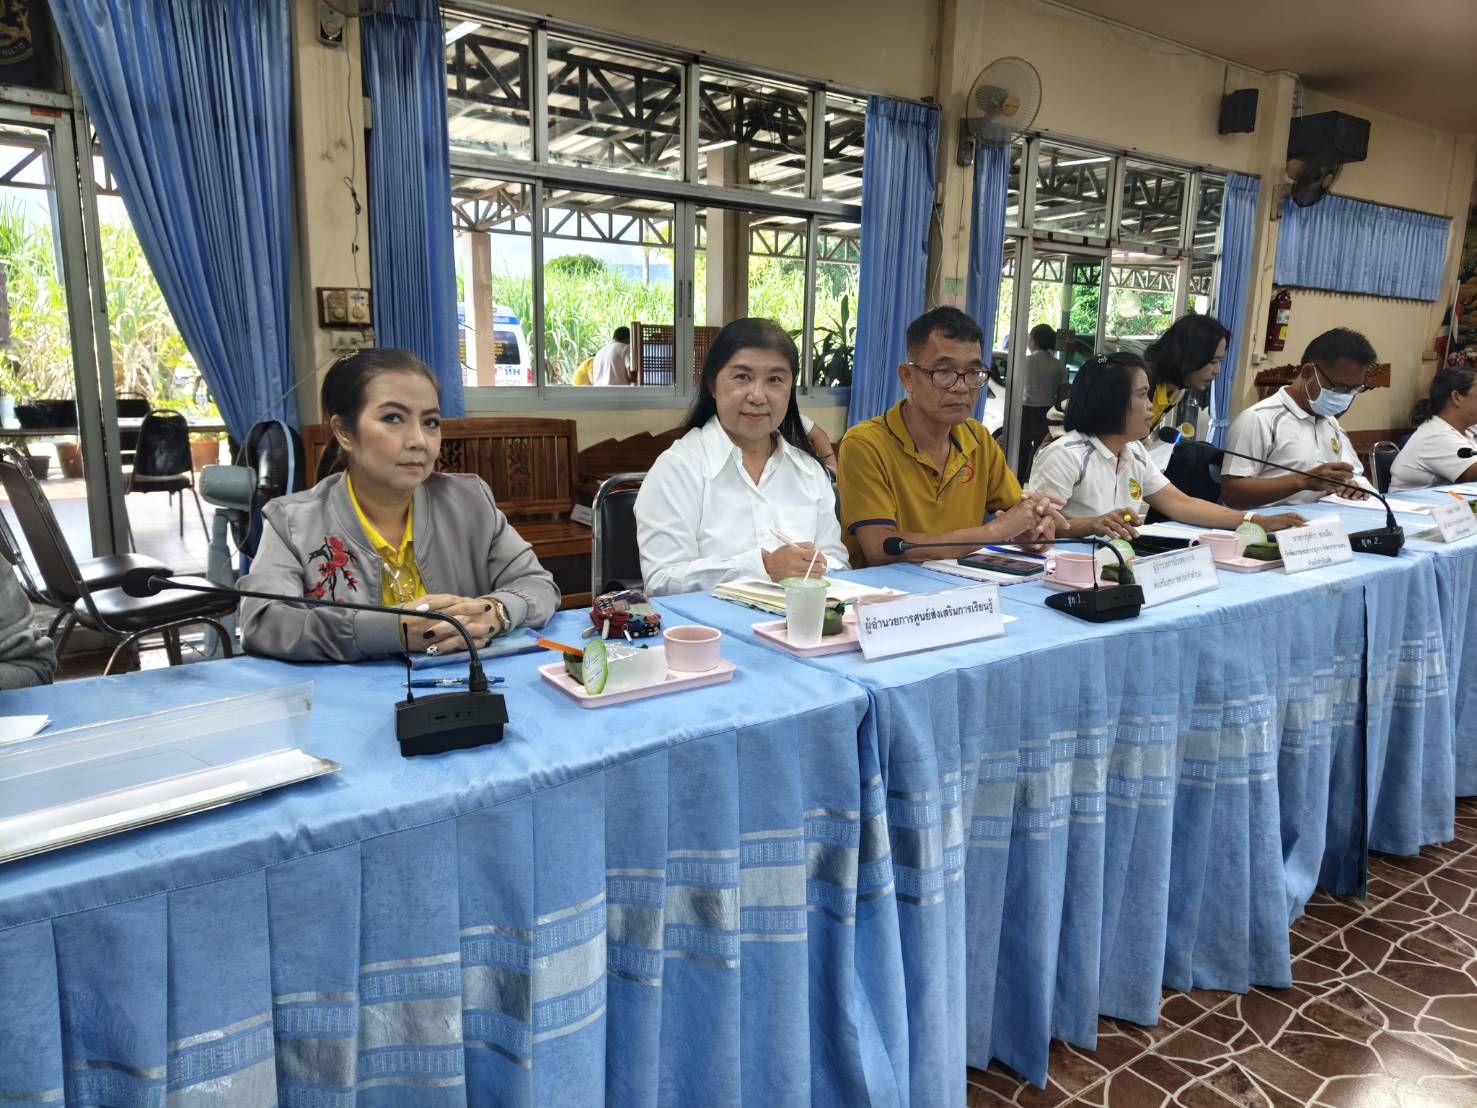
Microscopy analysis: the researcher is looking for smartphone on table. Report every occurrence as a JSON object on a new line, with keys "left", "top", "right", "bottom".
{"left": 957, "top": 551, "right": 1045, "bottom": 577}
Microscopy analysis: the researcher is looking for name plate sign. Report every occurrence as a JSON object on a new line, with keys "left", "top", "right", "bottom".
{"left": 1430, "top": 500, "right": 1477, "bottom": 543}
{"left": 1277, "top": 517, "right": 1352, "bottom": 574}
{"left": 854, "top": 584, "right": 1004, "bottom": 660}
{"left": 1133, "top": 545, "right": 1219, "bottom": 607}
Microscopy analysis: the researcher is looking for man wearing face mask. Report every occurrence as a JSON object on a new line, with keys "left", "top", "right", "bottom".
{"left": 1220, "top": 328, "right": 1378, "bottom": 508}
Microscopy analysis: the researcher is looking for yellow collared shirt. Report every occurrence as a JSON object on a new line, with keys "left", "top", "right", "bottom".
{"left": 346, "top": 474, "right": 425, "bottom": 607}
{"left": 1150, "top": 383, "right": 1180, "bottom": 430}
{"left": 836, "top": 398, "right": 1022, "bottom": 567}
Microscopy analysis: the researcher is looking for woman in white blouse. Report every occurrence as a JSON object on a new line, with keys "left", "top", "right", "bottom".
{"left": 636, "top": 318, "right": 848, "bottom": 596}
{"left": 1389, "top": 364, "right": 1477, "bottom": 491}
{"left": 1027, "top": 352, "right": 1304, "bottom": 539}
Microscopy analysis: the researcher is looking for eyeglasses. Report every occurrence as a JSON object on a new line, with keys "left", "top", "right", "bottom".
{"left": 1312, "top": 363, "right": 1370, "bottom": 396}
{"left": 907, "top": 362, "right": 987, "bottom": 390}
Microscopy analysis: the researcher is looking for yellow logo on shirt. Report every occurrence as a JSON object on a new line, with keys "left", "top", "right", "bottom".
{"left": 1331, "top": 437, "right": 1342, "bottom": 456}
{"left": 1128, "top": 477, "right": 1143, "bottom": 501}
{"left": 1179, "top": 421, "right": 1195, "bottom": 439}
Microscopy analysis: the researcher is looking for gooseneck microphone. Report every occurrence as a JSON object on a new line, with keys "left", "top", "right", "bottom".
{"left": 882, "top": 535, "right": 1143, "bottom": 623}
{"left": 120, "top": 569, "right": 508, "bottom": 756}
{"left": 1458, "top": 447, "right": 1475, "bottom": 459}
{"left": 1159, "top": 429, "right": 1403, "bottom": 557}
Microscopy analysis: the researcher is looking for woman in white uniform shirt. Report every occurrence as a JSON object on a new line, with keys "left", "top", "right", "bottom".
{"left": 636, "top": 318, "right": 848, "bottom": 596}
{"left": 1389, "top": 364, "right": 1477, "bottom": 491}
{"left": 1027, "top": 352, "right": 1305, "bottom": 539}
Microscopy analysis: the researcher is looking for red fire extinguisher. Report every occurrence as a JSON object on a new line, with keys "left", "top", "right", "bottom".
{"left": 1265, "top": 289, "right": 1292, "bottom": 353}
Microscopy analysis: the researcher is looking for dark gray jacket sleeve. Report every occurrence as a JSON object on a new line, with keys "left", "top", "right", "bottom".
{"left": 0, "top": 566, "right": 54, "bottom": 689}
{"left": 237, "top": 509, "right": 401, "bottom": 663}
{"left": 475, "top": 481, "right": 559, "bottom": 630}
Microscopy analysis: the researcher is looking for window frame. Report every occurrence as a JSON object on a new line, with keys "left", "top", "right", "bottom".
{"left": 444, "top": 4, "right": 868, "bottom": 411}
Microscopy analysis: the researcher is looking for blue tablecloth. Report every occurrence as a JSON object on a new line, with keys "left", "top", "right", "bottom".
{"left": 0, "top": 610, "right": 905, "bottom": 1107}
{"left": 661, "top": 507, "right": 1474, "bottom": 1090}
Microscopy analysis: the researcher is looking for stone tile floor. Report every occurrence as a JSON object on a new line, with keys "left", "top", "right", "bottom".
{"left": 969, "top": 795, "right": 1477, "bottom": 1106}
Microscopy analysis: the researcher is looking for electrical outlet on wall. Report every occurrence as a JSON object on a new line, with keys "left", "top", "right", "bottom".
{"left": 317, "top": 287, "right": 372, "bottom": 329}
{"left": 330, "top": 329, "right": 373, "bottom": 351}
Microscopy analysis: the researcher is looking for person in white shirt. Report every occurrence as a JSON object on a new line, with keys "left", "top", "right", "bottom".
{"left": 636, "top": 318, "right": 848, "bottom": 596}
{"left": 1221, "top": 328, "right": 1378, "bottom": 508}
{"left": 1389, "top": 364, "right": 1477, "bottom": 491}
{"left": 590, "top": 326, "right": 631, "bottom": 386}
{"left": 1028, "top": 352, "right": 1305, "bottom": 539}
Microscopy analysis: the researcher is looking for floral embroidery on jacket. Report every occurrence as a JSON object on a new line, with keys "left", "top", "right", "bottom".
{"left": 305, "top": 535, "right": 360, "bottom": 598}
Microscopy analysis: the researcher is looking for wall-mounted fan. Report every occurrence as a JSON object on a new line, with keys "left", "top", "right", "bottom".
{"left": 957, "top": 57, "right": 1042, "bottom": 166}
{"left": 1286, "top": 153, "right": 1342, "bottom": 207}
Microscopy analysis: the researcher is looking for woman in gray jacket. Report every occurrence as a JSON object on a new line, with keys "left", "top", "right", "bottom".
{"left": 239, "top": 349, "right": 559, "bottom": 663}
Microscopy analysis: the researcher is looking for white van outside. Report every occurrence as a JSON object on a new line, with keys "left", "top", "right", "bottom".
{"left": 460, "top": 305, "right": 533, "bottom": 386}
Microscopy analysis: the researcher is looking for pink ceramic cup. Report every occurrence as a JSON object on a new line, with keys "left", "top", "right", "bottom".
{"left": 663, "top": 625, "right": 722, "bottom": 672}
{"left": 1189, "top": 531, "right": 1240, "bottom": 560}
{"left": 1044, "top": 550, "right": 1097, "bottom": 587}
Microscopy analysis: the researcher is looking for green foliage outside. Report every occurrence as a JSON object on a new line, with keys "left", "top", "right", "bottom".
{"left": 0, "top": 197, "right": 203, "bottom": 409}
{"left": 460, "top": 247, "right": 859, "bottom": 385}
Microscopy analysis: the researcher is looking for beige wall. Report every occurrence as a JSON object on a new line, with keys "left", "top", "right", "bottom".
{"left": 288, "top": 0, "right": 1476, "bottom": 445}
{"left": 518, "top": 403, "right": 848, "bottom": 448}
{"left": 493, "top": 0, "right": 938, "bottom": 101}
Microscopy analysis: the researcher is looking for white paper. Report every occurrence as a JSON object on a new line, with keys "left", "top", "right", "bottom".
{"left": 853, "top": 585, "right": 1005, "bottom": 660}
{"left": 1436, "top": 484, "right": 1477, "bottom": 497}
{"left": 1134, "top": 521, "right": 1203, "bottom": 539}
{"left": 0, "top": 715, "right": 48, "bottom": 745}
{"left": 1277, "top": 518, "right": 1353, "bottom": 574}
{"left": 1429, "top": 500, "right": 1477, "bottom": 543}
{"left": 1133, "top": 546, "right": 1220, "bottom": 607}
{"left": 1319, "top": 493, "right": 1431, "bottom": 515}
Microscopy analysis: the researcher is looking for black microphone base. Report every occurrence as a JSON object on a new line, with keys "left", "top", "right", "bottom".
{"left": 1045, "top": 584, "right": 1144, "bottom": 623}
{"left": 396, "top": 691, "right": 509, "bottom": 757}
{"left": 1349, "top": 527, "right": 1405, "bottom": 558}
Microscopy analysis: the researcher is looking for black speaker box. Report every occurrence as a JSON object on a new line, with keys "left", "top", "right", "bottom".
{"left": 1288, "top": 111, "right": 1370, "bottom": 164}
{"left": 1218, "top": 88, "right": 1259, "bottom": 134}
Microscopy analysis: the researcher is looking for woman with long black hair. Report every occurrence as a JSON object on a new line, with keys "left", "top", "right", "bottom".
{"left": 635, "top": 318, "right": 848, "bottom": 596}
{"left": 1143, "top": 313, "right": 1231, "bottom": 433}
{"left": 1390, "top": 363, "right": 1477, "bottom": 490}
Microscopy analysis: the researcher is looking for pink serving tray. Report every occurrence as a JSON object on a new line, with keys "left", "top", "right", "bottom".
{"left": 538, "top": 651, "right": 736, "bottom": 708}
{"left": 752, "top": 618, "right": 862, "bottom": 656}
{"left": 1214, "top": 555, "right": 1284, "bottom": 573}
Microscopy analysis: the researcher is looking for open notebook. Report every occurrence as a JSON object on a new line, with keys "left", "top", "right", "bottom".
{"left": 711, "top": 577, "right": 903, "bottom": 616}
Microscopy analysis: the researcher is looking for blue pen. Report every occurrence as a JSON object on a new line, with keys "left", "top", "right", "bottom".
{"left": 404, "top": 676, "right": 505, "bottom": 689}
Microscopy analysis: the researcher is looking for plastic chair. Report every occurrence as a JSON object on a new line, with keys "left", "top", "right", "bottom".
{"left": 128, "top": 408, "right": 208, "bottom": 539}
{"left": 1370, "top": 440, "right": 1399, "bottom": 494}
{"left": 590, "top": 472, "right": 645, "bottom": 598}
{"left": 0, "top": 449, "right": 233, "bottom": 672}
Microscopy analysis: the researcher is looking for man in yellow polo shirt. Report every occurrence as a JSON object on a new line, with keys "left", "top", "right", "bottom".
{"left": 838, "top": 307, "right": 1066, "bottom": 567}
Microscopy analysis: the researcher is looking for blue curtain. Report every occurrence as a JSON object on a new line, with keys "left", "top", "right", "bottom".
{"left": 361, "top": 0, "right": 463, "bottom": 416}
{"left": 847, "top": 98, "right": 939, "bottom": 427}
{"left": 965, "top": 144, "right": 1010, "bottom": 344}
{"left": 49, "top": 0, "right": 295, "bottom": 439}
{"left": 1209, "top": 173, "right": 1260, "bottom": 447}
{"left": 1274, "top": 193, "right": 1450, "bottom": 302}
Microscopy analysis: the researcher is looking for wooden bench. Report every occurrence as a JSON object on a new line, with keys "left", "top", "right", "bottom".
{"left": 301, "top": 418, "right": 593, "bottom": 609}
{"left": 574, "top": 428, "right": 682, "bottom": 501}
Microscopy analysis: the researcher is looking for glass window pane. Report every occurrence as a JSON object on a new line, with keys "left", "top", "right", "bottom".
{"left": 694, "top": 205, "right": 808, "bottom": 370}
{"left": 1105, "top": 252, "right": 1177, "bottom": 342}
{"left": 1188, "top": 257, "right": 1216, "bottom": 315}
{"left": 813, "top": 218, "right": 858, "bottom": 386}
{"left": 1004, "top": 138, "right": 1023, "bottom": 227}
{"left": 546, "top": 39, "right": 682, "bottom": 179}
{"left": 542, "top": 188, "right": 674, "bottom": 387}
{"left": 1033, "top": 142, "right": 1110, "bottom": 239}
{"left": 445, "top": 19, "right": 532, "bottom": 160}
{"left": 453, "top": 175, "right": 535, "bottom": 387}
{"left": 822, "top": 93, "right": 865, "bottom": 203}
{"left": 698, "top": 70, "right": 809, "bottom": 197}
{"left": 1194, "top": 175, "right": 1225, "bottom": 256}
{"left": 1119, "top": 160, "right": 1186, "bottom": 248}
